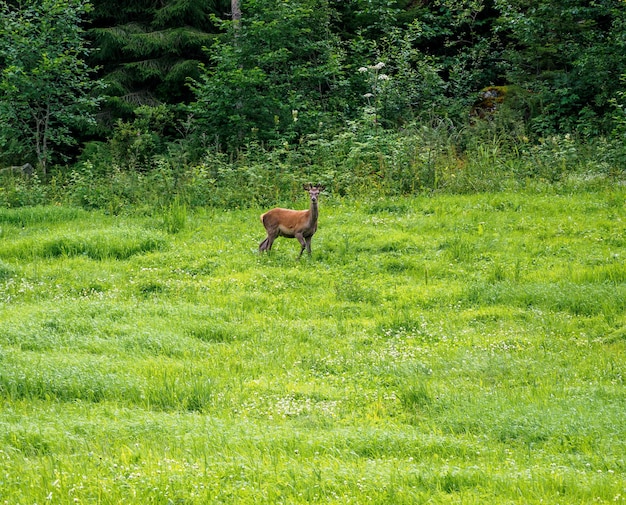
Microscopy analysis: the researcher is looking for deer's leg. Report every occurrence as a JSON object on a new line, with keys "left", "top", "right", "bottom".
{"left": 260, "top": 235, "right": 277, "bottom": 252}
{"left": 304, "top": 236, "right": 312, "bottom": 255}
{"left": 295, "top": 232, "right": 307, "bottom": 259}
{"left": 266, "top": 235, "right": 276, "bottom": 251}
{"left": 260, "top": 227, "right": 278, "bottom": 253}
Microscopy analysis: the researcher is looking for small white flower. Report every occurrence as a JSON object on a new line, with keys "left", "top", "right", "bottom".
{"left": 358, "top": 66, "right": 368, "bottom": 73}
{"left": 374, "top": 61, "right": 386, "bottom": 70}
{"left": 363, "top": 93, "right": 374, "bottom": 98}
{"left": 378, "top": 74, "right": 390, "bottom": 80}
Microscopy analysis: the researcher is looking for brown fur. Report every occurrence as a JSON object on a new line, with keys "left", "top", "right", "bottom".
{"left": 259, "top": 184, "right": 325, "bottom": 258}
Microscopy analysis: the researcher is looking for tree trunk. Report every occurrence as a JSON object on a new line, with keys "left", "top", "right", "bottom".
{"left": 232, "top": 0, "right": 241, "bottom": 26}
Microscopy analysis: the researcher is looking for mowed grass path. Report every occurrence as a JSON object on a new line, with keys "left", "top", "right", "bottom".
{"left": 0, "top": 190, "right": 624, "bottom": 504}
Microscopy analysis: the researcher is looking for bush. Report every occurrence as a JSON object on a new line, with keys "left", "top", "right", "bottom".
{"left": 0, "top": 174, "right": 48, "bottom": 207}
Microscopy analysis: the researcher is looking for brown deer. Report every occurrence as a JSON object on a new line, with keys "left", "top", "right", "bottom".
{"left": 259, "top": 184, "right": 325, "bottom": 258}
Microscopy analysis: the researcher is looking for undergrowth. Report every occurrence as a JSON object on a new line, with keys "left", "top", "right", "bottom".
{"left": 1, "top": 126, "right": 624, "bottom": 211}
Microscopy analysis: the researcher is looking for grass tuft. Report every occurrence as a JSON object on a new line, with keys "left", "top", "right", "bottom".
{"left": 162, "top": 196, "right": 188, "bottom": 234}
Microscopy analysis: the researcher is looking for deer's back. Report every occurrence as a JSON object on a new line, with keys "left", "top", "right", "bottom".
{"left": 262, "top": 208, "right": 307, "bottom": 225}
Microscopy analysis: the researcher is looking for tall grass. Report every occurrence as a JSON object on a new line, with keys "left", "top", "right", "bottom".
{"left": 0, "top": 189, "right": 624, "bottom": 503}
{"left": 0, "top": 227, "right": 166, "bottom": 261}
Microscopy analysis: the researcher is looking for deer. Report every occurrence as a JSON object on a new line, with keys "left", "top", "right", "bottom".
{"left": 259, "top": 184, "right": 325, "bottom": 259}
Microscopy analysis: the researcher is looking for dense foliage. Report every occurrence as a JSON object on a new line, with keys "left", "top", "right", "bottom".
{"left": 0, "top": 0, "right": 101, "bottom": 172}
{"left": 0, "top": 0, "right": 625, "bottom": 206}
{"left": 191, "top": 0, "right": 346, "bottom": 150}
{"left": 496, "top": 0, "right": 626, "bottom": 136}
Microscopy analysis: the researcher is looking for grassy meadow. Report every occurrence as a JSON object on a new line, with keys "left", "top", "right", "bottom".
{"left": 0, "top": 188, "right": 625, "bottom": 504}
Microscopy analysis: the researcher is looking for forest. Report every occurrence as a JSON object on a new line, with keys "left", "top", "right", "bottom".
{"left": 1, "top": 3, "right": 626, "bottom": 503}
{"left": 1, "top": 0, "right": 626, "bottom": 207}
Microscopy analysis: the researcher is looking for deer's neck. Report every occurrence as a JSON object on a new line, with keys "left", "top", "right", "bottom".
{"left": 308, "top": 200, "right": 319, "bottom": 226}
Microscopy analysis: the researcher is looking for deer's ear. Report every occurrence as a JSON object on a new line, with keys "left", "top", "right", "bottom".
{"left": 303, "top": 183, "right": 312, "bottom": 190}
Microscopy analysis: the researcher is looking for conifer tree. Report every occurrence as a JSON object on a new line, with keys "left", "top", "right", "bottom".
{"left": 87, "top": 0, "right": 227, "bottom": 127}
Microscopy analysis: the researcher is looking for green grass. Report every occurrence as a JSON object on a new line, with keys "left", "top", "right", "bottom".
{"left": 0, "top": 190, "right": 625, "bottom": 504}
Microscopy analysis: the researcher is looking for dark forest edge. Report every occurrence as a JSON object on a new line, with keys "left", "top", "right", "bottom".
{"left": 1, "top": 0, "right": 626, "bottom": 210}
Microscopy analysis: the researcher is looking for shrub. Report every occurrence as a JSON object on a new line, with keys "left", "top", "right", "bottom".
{"left": 0, "top": 174, "right": 48, "bottom": 207}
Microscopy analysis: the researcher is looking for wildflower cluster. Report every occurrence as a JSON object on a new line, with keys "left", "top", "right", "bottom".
{"left": 358, "top": 62, "right": 390, "bottom": 102}
{"left": 357, "top": 62, "right": 392, "bottom": 127}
